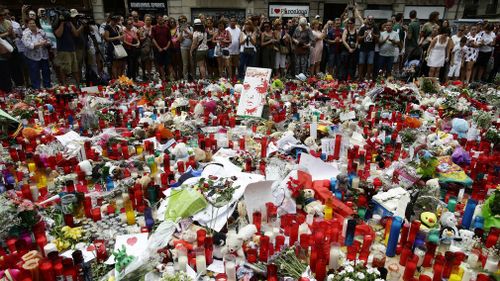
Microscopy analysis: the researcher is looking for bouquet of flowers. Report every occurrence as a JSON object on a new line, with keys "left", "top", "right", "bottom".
{"left": 327, "top": 260, "right": 383, "bottom": 281}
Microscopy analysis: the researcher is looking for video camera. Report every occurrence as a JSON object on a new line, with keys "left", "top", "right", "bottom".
{"left": 46, "top": 7, "right": 71, "bottom": 29}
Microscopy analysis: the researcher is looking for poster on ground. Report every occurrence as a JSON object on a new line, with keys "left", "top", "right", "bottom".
{"left": 236, "top": 67, "right": 272, "bottom": 118}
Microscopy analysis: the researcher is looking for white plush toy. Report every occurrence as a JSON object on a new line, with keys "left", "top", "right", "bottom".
{"left": 440, "top": 212, "right": 458, "bottom": 234}
{"left": 78, "top": 160, "right": 93, "bottom": 176}
{"left": 221, "top": 230, "right": 245, "bottom": 262}
{"left": 302, "top": 189, "right": 325, "bottom": 215}
{"left": 172, "top": 143, "right": 189, "bottom": 159}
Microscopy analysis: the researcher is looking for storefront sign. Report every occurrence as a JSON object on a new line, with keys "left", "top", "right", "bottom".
{"left": 191, "top": 8, "right": 246, "bottom": 23}
{"left": 129, "top": 0, "right": 167, "bottom": 13}
{"left": 363, "top": 10, "right": 393, "bottom": 20}
{"left": 268, "top": 4, "right": 310, "bottom": 18}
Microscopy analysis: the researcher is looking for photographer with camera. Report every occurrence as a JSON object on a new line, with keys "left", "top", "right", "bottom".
{"left": 54, "top": 8, "right": 83, "bottom": 85}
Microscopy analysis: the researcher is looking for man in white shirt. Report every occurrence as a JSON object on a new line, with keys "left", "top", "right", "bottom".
{"left": 378, "top": 21, "right": 400, "bottom": 77}
{"left": 226, "top": 17, "right": 241, "bottom": 79}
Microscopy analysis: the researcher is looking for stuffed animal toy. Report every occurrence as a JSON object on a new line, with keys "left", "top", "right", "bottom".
{"left": 78, "top": 160, "right": 93, "bottom": 176}
{"left": 451, "top": 118, "right": 469, "bottom": 139}
{"left": 452, "top": 229, "right": 475, "bottom": 252}
{"left": 439, "top": 226, "right": 458, "bottom": 245}
{"left": 420, "top": 211, "right": 438, "bottom": 231}
{"left": 302, "top": 189, "right": 325, "bottom": 215}
{"left": 172, "top": 143, "right": 189, "bottom": 160}
{"left": 221, "top": 230, "right": 245, "bottom": 262}
{"left": 440, "top": 212, "right": 458, "bottom": 230}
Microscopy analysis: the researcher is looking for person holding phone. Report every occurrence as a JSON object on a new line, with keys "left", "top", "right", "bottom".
{"left": 22, "top": 18, "right": 52, "bottom": 89}
{"left": 378, "top": 21, "right": 400, "bottom": 77}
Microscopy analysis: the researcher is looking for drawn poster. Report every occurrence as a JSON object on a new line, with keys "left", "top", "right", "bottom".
{"left": 236, "top": 67, "right": 272, "bottom": 117}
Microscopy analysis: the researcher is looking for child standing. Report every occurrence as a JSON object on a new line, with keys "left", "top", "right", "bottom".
{"left": 448, "top": 37, "right": 466, "bottom": 80}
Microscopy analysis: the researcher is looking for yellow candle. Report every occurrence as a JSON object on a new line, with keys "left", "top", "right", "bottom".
{"left": 136, "top": 146, "right": 143, "bottom": 155}
{"left": 150, "top": 162, "right": 158, "bottom": 175}
{"left": 125, "top": 200, "right": 135, "bottom": 225}
{"left": 37, "top": 174, "right": 47, "bottom": 188}
{"left": 28, "top": 162, "right": 36, "bottom": 173}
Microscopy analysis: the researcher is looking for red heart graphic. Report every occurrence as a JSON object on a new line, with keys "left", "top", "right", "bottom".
{"left": 86, "top": 244, "right": 96, "bottom": 252}
{"left": 274, "top": 8, "right": 281, "bottom": 14}
{"left": 127, "top": 237, "right": 138, "bottom": 246}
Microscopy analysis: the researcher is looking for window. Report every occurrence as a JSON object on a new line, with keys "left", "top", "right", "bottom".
{"left": 486, "top": 0, "right": 498, "bottom": 14}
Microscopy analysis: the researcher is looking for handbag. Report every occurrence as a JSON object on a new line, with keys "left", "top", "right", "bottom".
{"left": 113, "top": 43, "right": 128, "bottom": 59}
{"left": 222, "top": 48, "right": 230, "bottom": 57}
{"left": 0, "top": 37, "right": 14, "bottom": 56}
{"left": 279, "top": 45, "right": 289, "bottom": 54}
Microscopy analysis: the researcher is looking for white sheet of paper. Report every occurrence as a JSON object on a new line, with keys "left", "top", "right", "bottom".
{"left": 244, "top": 180, "right": 275, "bottom": 222}
{"left": 80, "top": 86, "right": 99, "bottom": 94}
{"left": 207, "top": 259, "right": 225, "bottom": 273}
{"left": 298, "top": 153, "right": 340, "bottom": 181}
{"left": 60, "top": 247, "right": 96, "bottom": 263}
{"left": 340, "top": 111, "right": 356, "bottom": 121}
{"left": 56, "top": 131, "right": 83, "bottom": 146}
{"left": 113, "top": 233, "right": 149, "bottom": 258}
{"left": 186, "top": 265, "right": 197, "bottom": 279}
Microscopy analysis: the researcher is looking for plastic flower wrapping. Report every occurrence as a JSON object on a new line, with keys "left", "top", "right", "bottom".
{"left": 0, "top": 76, "right": 498, "bottom": 281}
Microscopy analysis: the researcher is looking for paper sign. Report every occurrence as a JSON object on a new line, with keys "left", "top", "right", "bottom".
{"left": 207, "top": 259, "right": 225, "bottom": 273}
{"left": 340, "top": 111, "right": 356, "bottom": 121}
{"left": 243, "top": 180, "right": 275, "bottom": 222}
{"left": 236, "top": 67, "right": 272, "bottom": 117}
{"left": 298, "top": 153, "right": 340, "bottom": 181}
{"left": 113, "top": 233, "right": 149, "bottom": 259}
{"left": 80, "top": 86, "right": 99, "bottom": 94}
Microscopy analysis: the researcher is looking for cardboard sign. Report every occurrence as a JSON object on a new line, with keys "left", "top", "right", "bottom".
{"left": 236, "top": 67, "right": 272, "bottom": 118}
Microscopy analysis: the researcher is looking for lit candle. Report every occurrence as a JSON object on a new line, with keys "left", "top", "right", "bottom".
{"left": 328, "top": 243, "right": 341, "bottom": 270}
{"left": 125, "top": 199, "right": 135, "bottom": 225}
{"left": 177, "top": 245, "right": 188, "bottom": 272}
{"left": 224, "top": 256, "right": 236, "bottom": 281}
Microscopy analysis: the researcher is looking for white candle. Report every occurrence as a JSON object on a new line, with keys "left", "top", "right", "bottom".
{"left": 415, "top": 247, "right": 425, "bottom": 267}
{"left": 178, "top": 255, "right": 188, "bottom": 272}
{"left": 30, "top": 185, "right": 39, "bottom": 202}
{"left": 467, "top": 252, "right": 479, "bottom": 268}
{"left": 352, "top": 177, "right": 360, "bottom": 190}
{"left": 196, "top": 255, "right": 206, "bottom": 274}
{"left": 328, "top": 244, "right": 341, "bottom": 270}
{"left": 484, "top": 255, "right": 499, "bottom": 272}
{"left": 43, "top": 243, "right": 57, "bottom": 256}
{"left": 225, "top": 260, "right": 236, "bottom": 281}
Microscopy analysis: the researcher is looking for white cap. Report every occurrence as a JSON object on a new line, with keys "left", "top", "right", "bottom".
{"left": 70, "top": 9, "right": 79, "bottom": 18}
{"left": 194, "top": 18, "right": 202, "bottom": 25}
{"left": 315, "top": 15, "right": 321, "bottom": 19}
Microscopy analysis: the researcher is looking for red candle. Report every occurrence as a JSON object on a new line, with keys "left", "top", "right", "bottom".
{"left": 333, "top": 135, "right": 342, "bottom": 160}
{"left": 177, "top": 161, "right": 185, "bottom": 174}
{"left": 289, "top": 222, "right": 299, "bottom": 246}
{"left": 39, "top": 258, "right": 56, "bottom": 281}
{"left": 246, "top": 248, "right": 258, "bottom": 263}
{"left": 259, "top": 235, "right": 270, "bottom": 262}
{"left": 252, "top": 211, "right": 262, "bottom": 232}
{"left": 407, "top": 220, "right": 421, "bottom": 245}
{"left": 91, "top": 208, "right": 101, "bottom": 222}
{"left": 275, "top": 235, "right": 285, "bottom": 252}
{"left": 403, "top": 255, "right": 418, "bottom": 281}
{"left": 399, "top": 242, "right": 412, "bottom": 266}
{"left": 239, "top": 137, "right": 245, "bottom": 150}
{"left": 163, "top": 153, "right": 170, "bottom": 174}
{"left": 261, "top": 138, "right": 268, "bottom": 158}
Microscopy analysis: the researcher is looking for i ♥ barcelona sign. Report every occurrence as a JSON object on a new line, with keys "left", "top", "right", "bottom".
{"left": 268, "top": 4, "right": 310, "bottom": 18}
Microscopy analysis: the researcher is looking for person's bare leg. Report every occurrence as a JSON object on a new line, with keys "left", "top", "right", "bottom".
{"left": 359, "top": 64, "right": 366, "bottom": 81}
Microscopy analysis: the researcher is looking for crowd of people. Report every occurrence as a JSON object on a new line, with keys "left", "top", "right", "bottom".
{"left": 0, "top": 4, "right": 499, "bottom": 92}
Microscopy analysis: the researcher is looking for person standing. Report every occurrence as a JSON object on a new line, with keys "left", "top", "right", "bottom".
{"left": 54, "top": 11, "right": 83, "bottom": 85}
{"left": 475, "top": 23, "right": 495, "bottom": 81}
{"left": 448, "top": 37, "right": 466, "bottom": 80}
{"left": 404, "top": 10, "right": 420, "bottom": 63}
{"left": 139, "top": 15, "right": 153, "bottom": 81}
{"left": 426, "top": 27, "right": 452, "bottom": 78}
{"left": 22, "top": 18, "right": 52, "bottom": 89}
{"left": 292, "top": 17, "right": 314, "bottom": 75}
{"left": 123, "top": 19, "right": 140, "bottom": 80}
{"left": 226, "top": 17, "right": 241, "bottom": 79}
{"left": 205, "top": 17, "right": 218, "bottom": 78}
{"left": 325, "top": 18, "right": 343, "bottom": 77}
{"left": 168, "top": 17, "right": 182, "bottom": 81}
{"left": 151, "top": 15, "right": 171, "bottom": 81}
{"left": 190, "top": 19, "right": 208, "bottom": 79}
{"left": 340, "top": 17, "right": 358, "bottom": 81}
{"left": 392, "top": 13, "right": 405, "bottom": 77}
{"left": 238, "top": 20, "right": 257, "bottom": 80}
{"left": 463, "top": 25, "right": 480, "bottom": 83}
{"left": 260, "top": 21, "right": 275, "bottom": 71}
{"left": 0, "top": 8, "right": 12, "bottom": 92}
{"left": 378, "top": 21, "right": 400, "bottom": 77}
{"left": 357, "top": 16, "right": 379, "bottom": 81}
{"left": 310, "top": 20, "right": 324, "bottom": 75}
{"left": 214, "top": 19, "right": 231, "bottom": 78}
{"left": 274, "top": 21, "right": 290, "bottom": 78}
{"left": 131, "top": 11, "right": 144, "bottom": 29}
{"left": 487, "top": 28, "right": 500, "bottom": 82}
{"left": 179, "top": 15, "right": 193, "bottom": 80}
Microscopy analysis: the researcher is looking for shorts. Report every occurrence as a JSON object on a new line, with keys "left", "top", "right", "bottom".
{"left": 359, "top": 50, "right": 375, "bottom": 65}
{"left": 230, "top": 54, "right": 239, "bottom": 68}
{"left": 476, "top": 51, "right": 492, "bottom": 66}
{"left": 448, "top": 63, "right": 462, "bottom": 77}
{"left": 275, "top": 52, "right": 286, "bottom": 69}
{"left": 55, "top": 51, "right": 78, "bottom": 74}
{"left": 195, "top": 50, "right": 207, "bottom": 62}
{"left": 154, "top": 50, "right": 170, "bottom": 66}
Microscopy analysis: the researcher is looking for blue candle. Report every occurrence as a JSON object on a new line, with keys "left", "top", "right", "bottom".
{"left": 344, "top": 219, "right": 356, "bottom": 246}
{"left": 461, "top": 199, "right": 477, "bottom": 229}
{"left": 386, "top": 216, "right": 403, "bottom": 257}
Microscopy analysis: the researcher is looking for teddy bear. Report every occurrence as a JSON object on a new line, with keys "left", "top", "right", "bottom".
{"left": 221, "top": 230, "right": 245, "bottom": 263}
{"left": 451, "top": 118, "right": 469, "bottom": 139}
{"left": 452, "top": 229, "right": 475, "bottom": 252}
{"left": 302, "top": 189, "right": 325, "bottom": 216}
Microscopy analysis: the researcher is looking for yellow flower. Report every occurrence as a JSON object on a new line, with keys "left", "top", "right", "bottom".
{"left": 54, "top": 238, "right": 70, "bottom": 251}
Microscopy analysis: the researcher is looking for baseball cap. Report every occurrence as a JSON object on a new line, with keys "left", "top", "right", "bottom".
{"left": 315, "top": 15, "right": 320, "bottom": 19}
{"left": 70, "top": 9, "right": 79, "bottom": 18}
{"left": 194, "top": 18, "right": 202, "bottom": 25}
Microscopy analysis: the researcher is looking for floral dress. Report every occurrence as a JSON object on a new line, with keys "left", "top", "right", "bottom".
{"left": 464, "top": 33, "right": 480, "bottom": 62}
